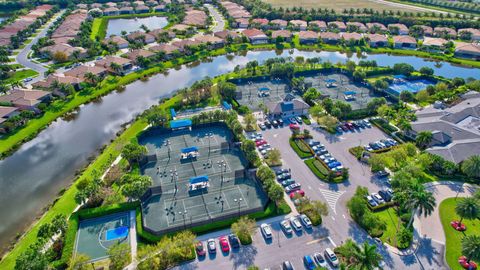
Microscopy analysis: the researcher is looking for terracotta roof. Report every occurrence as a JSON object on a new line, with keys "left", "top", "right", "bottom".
{"left": 418, "top": 25, "right": 433, "bottom": 35}
{"left": 95, "top": 56, "right": 132, "bottom": 68}
{"left": 103, "top": 35, "right": 129, "bottom": 45}
{"left": 289, "top": 20, "right": 307, "bottom": 27}
{"left": 366, "top": 33, "right": 387, "bottom": 43}
{"left": 388, "top": 23, "right": 409, "bottom": 32}
{"left": 242, "top": 28, "right": 267, "bottom": 39}
{"left": 455, "top": 42, "right": 480, "bottom": 54}
{"left": 0, "top": 106, "right": 18, "bottom": 118}
{"left": 64, "top": 65, "right": 106, "bottom": 79}
{"left": 341, "top": 32, "right": 362, "bottom": 41}
{"left": 319, "top": 32, "right": 340, "bottom": 40}
{"left": 0, "top": 89, "right": 50, "bottom": 107}
{"left": 194, "top": 35, "right": 224, "bottom": 44}
{"left": 270, "top": 19, "right": 288, "bottom": 27}
{"left": 434, "top": 27, "right": 457, "bottom": 37}
{"left": 214, "top": 30, "right": 240, "bottom": 39}
{"left": 423, "top": 37, "right": 448, "bottom": 47}
{"left": 393, "top": 35, "right": 416, "bottom": 44}
{"left": 32, "top": 74, "right": 82, "bottom": 89}
{"left": 366, "top": 22, "right": 387, "bottom": 31}
{"left": 458, "top": 28, "right": 480, "bottom": 36}
{"left": 251, "top": 18, "right": 269, "bottom": 25}
{"left": 125, "top": 49, "right": 155, "bottom": 60}
{"left": 271, "top": 30, "right": 292, "bottom": 39}
{"left": 298, "top": 30, "right": 318, "bottom": 40}
{"left": 346, "top": 22, "right": 367, "bottom": 31}
{"left": 149, "top": 43, "right": 180, "bottom": 54}
{"left": 328, "top": 21, "right": 346, "bottom": 29}
{"left": 309, "top": 21, "right": 326, "bottom": 29}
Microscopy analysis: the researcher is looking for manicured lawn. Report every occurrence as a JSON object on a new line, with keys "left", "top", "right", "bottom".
{"left": 289, "top": 138, "right": 313, "bottom": 158}
{"left": 4, "top": 69, "right": 38, "bottom": 85}
{"left": 304, "top": 158, "right": 343, "bottom": 183}
{"left": 439, "top": 197, "right": 480, "bottom": 270}
{"left": 373, "top": 207, "right": 404, "bottom": 247}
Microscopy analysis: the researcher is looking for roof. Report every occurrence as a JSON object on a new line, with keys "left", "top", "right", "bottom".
{"left": 289, "top": 20, "right": 307, "bottom": 27}
{"left": 271, "top": 30, "right": 292, "bottom": 39}
{"left": 309, "top": 21, "right": 326, "bottom": 28}
{"left": 194, "top": 35, "right": 224, "bottom": 44}
{"left": 341, "top": 32, "right": 362, "bottom": 41}
{"left": 64, "top": 65, "right": 106, "bottom": 79}
{"left": 346, "top": 22, "right": 367, "bottom": 31}
{"left": 251, "top": 18, "right": 269, "bottom": 25}
{"left": 125, "top": 49, "right": 155, "bottom": 60}
{"left": 434, "top": 27, "right": 457, "bottom": 36}
{"left": 32, "top": 74, "right": 82, "bottom": 88}
{"left": 103, "top": 35, "right": 129, "bottom": 45}
{"left": 455, "top": 42, "right": 480, "bottom": 55}
{"left": 366, "top": 22, "right": 387, "bottom": 31}
{"left": 0, "top": 106, "right": 18, "bottom": 118}
{"left": 388, "top": 23, "right": 409, "bottom": 32}
{"left": 190, "top": 175, "right": 208, "bottom": 184}
{"left": 181, "top": 146, "right": 198, "bottom": 153}
{"left": 367, "top": 34, "right": 388, "bottom": 43}
{"left": 298, "top": 30, "right": 318, "bottom": 40}
{"left": 393, "top": 35, "right": 416, "bottom": 44}
{"left": 319, "top": 32, "right": 340, "bottom": 40}
{"left": 267, "top": 98, "right": 310, "bottom": 114}
{"left": 0, "top": 89, "right": 50, "bottom": 107}
{"left": 270, "top": 19, "right": 288, "bottom": 26}
{"left": 422, "top": 37, "right": 448, "bottom": 47}
{"left": 149, "top": 43, "right": 179, "bottom": 54}
{"left": 170, "top": 118, "right": 192, "bottom": 129}
{"left": 214, "top": 30, "right": 240, "bottom": 39}
{"left": 242, "top": 28, "right": 267, "bottom": 39}
{"left": 328, "top": 21, "right": 346, "bottom": 29}
{"left": 95, "top": 56, "right": 132, "bottom": 68}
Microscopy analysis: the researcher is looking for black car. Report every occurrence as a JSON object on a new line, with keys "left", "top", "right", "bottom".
{"left": 264, "top": 120, "right": 272, "bottom": 128}
{"left": 282, "top": 261, "right": 294, "bottom": 270}
{"left": 277, "top": 118, "right": 284, "bottom": 126}
{"left": 272, "top": 120, "right": 279, "bottom": 128}
{"left": 276, "top": 168, "right": 289, "bottom": 175}
{"left": 378, "top": 190, "right": 392, "bottom": 202}
{"left": 228, "top": 234, "right": 240, "bottom": 248}
{"left": 375, "top": 170, "right": 390, "bottom": 178}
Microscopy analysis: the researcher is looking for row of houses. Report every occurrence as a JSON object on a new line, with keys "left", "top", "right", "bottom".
{"left": 78, "top": 1, "right": 168, "bottom": 15}
{"left": 182, "top": 9, "right": 208, "bottom": 28}
{"left": 0, "top": 4, "right": 54, "bottom": 46}
{"left": 219, "top": 1, "right": 251, "bottom": 20}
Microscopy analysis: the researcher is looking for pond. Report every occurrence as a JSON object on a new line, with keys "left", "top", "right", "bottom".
{"left": 0, "top": 49, "right": 479, "bottom": 252}
{"left": 106, "top": 16, "right": 168, "bottom": 37}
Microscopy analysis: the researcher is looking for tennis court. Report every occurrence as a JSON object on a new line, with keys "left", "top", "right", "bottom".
{"left": 234, "top": 78, "right": 294, "bottom": 111}
{"left": 74, "top": 212, "right": 130, "bottom": 261}
{"left": 139, "top": 124, "right": 268, "bottom": 234}
{"left": 387, "top": 79, "right": 435, "bottom": 96}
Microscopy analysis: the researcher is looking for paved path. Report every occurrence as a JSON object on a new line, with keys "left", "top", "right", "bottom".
{"left": 205, "top": 4, "right": 225, "bottom": 33}
{"left": 129, "top": 210, "right": 138, "bottom": 265}
{"left": 15, "top": 10, "right": 65, "bottom": 82}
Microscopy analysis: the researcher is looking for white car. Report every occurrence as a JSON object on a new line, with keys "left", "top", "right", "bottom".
{"left": 366, "top": 195, "right": 378, "bottom": 207}
{"left": 280, "top": 220, "right": 293, "bottom": 235}
{"left": 299, "top": 214, "right": 312, "bottom": 228}
{"left": 260, "top": 223, "right": 272, "bottom": 239}
{"left": 207, "top": 238, "right": 216, "bottom": 253}
{"left": 324, "top": 248, "right": 339, "bottom": 267}
{"left": 289, "top": 216, "right": 302, "bottom": 231}
{"left": 372, "top": 193, "right": 385, "bottom": 204}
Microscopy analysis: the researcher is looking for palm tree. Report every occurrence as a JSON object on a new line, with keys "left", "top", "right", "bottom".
{"left": 352, "top": 242, "right": 383, "bottom": 270}
{"left": 415, "top": 130, "right": 433, "bottom": 150}
{"left": 406, "top": 184, "right": 436, "bottom": 228}
{"left": 84, "top": 72, "right": 99, "bottom": 85}
{"left": 462, "top": 235, "right": 480, "bottom": 263}
{"left": 455, "top": 197, "right": 480, "bottom": 225}
{"left": 462, "top": 155, "right": 480, "bottom": 179}
{"left": 110, "top": 62, "right": 122, "bottom": 75}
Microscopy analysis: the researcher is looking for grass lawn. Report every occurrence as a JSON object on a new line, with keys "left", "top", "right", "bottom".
{"left": 373, "top": 207, "right": 404, "bottom": 247}
{"left": 439, "top": 197, "right": 480, "bottom": 270}
{"left": 4, "top": 69, "right": 38, "bottom": 85}
{"left": 263, "top": 0, "right": 425, "bottom": 12}
{"left": 289, "top": 138, "right": 313, "bottom": 158}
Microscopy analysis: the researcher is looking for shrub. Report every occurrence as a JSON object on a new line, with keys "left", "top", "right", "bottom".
{"left": 397, "top": 228, "right": 413, "bottom": 249}
{"left": 289, "top": 138, "right": 313, "bottom": 158}
{"left": 349, "top": 146, "right": 364, "bottom": 160}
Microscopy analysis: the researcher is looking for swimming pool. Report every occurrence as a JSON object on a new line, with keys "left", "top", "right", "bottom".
{"left": 388, "top": 79, "right": 435, "bottom": 96}
{"left": 105, "top": 226, "right": 129, "bottom": 241}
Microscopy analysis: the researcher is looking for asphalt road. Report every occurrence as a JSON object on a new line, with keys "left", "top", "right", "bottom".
{"left": 205, "top": 4, "right": 225, "bottom": 33}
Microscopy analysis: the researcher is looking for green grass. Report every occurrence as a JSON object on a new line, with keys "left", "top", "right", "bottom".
{"left": 439, "top": 197, "right": 480, "bottom": 270}
{"left": 304, "top": 158, "right": 344, "bottom": 183}
{"left": 373, "top": 207, "right": 405, "bottom": 247}
{"left": 289, "top": 138, "right": 313, "bottom": 158}
{"left": 90, "top": 17, "right": 108, "bottom": 41}
{"left": 4, "top": 69, "right": 38, "bottom": 85}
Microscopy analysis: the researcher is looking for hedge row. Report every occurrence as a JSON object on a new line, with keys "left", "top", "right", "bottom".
{"left": 304, "top": 158, "right": 343, "bottom": 183}
{"left": 289, "top": 138, "right": 314, "bottom": 158}
{"left": 370, "top": 118, "right": 398, "bottom": 134}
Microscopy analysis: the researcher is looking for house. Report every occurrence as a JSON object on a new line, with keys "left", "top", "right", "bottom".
{"left": 242, "top": 28, "right": 269, "bottom": 44}
{"left": 388, "top": 24, "right": 409, "bottom": 35}
{"left": 308, "top": 21, "right": 327, "bottom": 32}
{"left": 0, "top": 106, "right": 19, "bottom": 127}
{"left": 414, "top": 25, "right": 433, "bottom": 36}
{"left": 434, "top": 27, "right": 457, "bottom": 39}
{"left": 193, "top": 35, "right": 225, "bottom": 49}
{"left": 319, "top": 32, "right": 340, "bottom": 44}
{"left": 235, "top": 18, "right": 249, "bottom": 28}
{"left": 458, "top": 28, "right": 480, "bottom": 41}
{"left": 106, "top": 2, "right": 117, "bottom": 7}
{"left": 289, "top": 20, "right": 307, "bottom": 31}
{"left": 183, "top": 10, "right": 208, "bottom": 28}
{"left": 269, "top": 19, "right": 288, "bottom": 30}
{"left": 135, "top": 5, "right": 150, "bottom": 13}
{"left": 346, "top": 22, "right": 367, "bottom": 32}
{"left": 90, "top": 3, "right": 103, "bottom": 9}
{"left": 454, "top": 42, "right": 480, "bottom": 60}
{"left": 32, "top": 74, "right": 83, "bottom": 91}
{"left": 126, "top": 31, "right": 156, "bottom": 44}
{"left": 267, "top": 98, "right": 310, "bottom": 118}
{"left": 366, "top": 22, "right": 387, "bottom": 33}
{"left": 271, "top": 30, "right": 292, "bottom": 42}
{"left": 169, "top": 24, "right": 194, "bottom": 35}
{"left": 149, "top": 28, "right": 176, "bottom": 40}
{"left": 103, "top": 35, "right": 129, "bottom": 49}
{"left": 393, "top": 35, "right": 417, "bottom": 49}
{"left": 328, "top": 21, "right": 347, "bottom": 32}
{"left": 214, "top": 30, "right": 240, "bottom": 41}
{"left": 40, "top": 43, "right": 88, "bottom": 61}
{"left": 341, "top": 32, "right": 362, "bottom": 43}
{"left": 298, "top": 31, "right": 318, "bottom": 44}
{"left": 154, "top": 4, "right": 166, "bottom": 12}
{"left": 251, "top": 18, "right": 269, "bottom": 29}
{"left": 125, "top": 49, "right": 156, "bottom": 63}
{"left": 149, "top": 43, "right": 180, "bottom": 59}
{"left": 0, "top": 89, "right": 51, "bottom": 111}
{"left": 103, "top": 7, "right": 120, "bottom": 16}
{"left": 366, "top": 34, "right": 388, "bottom": 47}
{"left": 171, "top": 39, "right": 202, "bottom": 53}
{"left": 406, "top": 91, "right": 480, "bottom": 163}
{"left": 76, "top": 3, "right": 88, "bottom": 9}
{"left": 95, "top": 56, "right": 133, "bottom": 75}
{"left": 422, "top": 37, "right": 448, "bottom": 51}
{"left": 64, "top": 65, "right": 108, "bottom": 82}
{"left": 119, "top": 6, "right": 134, "bottom": 14}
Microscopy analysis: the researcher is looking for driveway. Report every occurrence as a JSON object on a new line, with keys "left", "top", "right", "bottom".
{"left": 205, "top": 4, "right": 225, "bottom": 33}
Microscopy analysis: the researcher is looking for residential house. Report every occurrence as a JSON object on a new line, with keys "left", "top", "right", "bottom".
{"left": 433, "top": 27, "right": 457, "bottom": 39}
{"left": 64, "top": 65, "right": 107, "bottom": 82}
{"left": 269, "top": 19, "right": 288, "bottom": 30}
{"left": 40, "top": 43, "right": 88, "bottom": 61}
{"left": 171, "top": 39, "right": 203, "bottom": 53}
{"left": 366, "top": 34, "right": 388, "bottom": 47}
{"left": 251, "top": 18, "right": 269, "bottom": 30}
{"left": 193, "top": 35, "right": 225, "bottom": 49}
{"left": 235, "top": 18, "right": 249, "bottom": 29}
{"left": 242, "top": 28, "right": 269, "bottom": 44}
{"left": 454, "top": 42, "right": 480, "bottom": 60}
{"left": 106, "top": 2, "right": 117, "bottom": 7}
{"left": 32, "top": 74, "right": 83, "bottom": 92}
{"left": 393, "top": 35, "right": 417, "bottom": 49}
{"left": 103, "top": 7, "right": 120, "bottom": 16}
{"left": 388, "top": 24, "right": 409, "bottom": 35}
{"left": 308, "top": 21, "right": 327, "bottom": 32}
{"left": 298, "top": 31, "right": 318, "bottom": 44}
{"left": 366, "top": 22, "right": 387, "bottom": 33}
{"left": 170, "top": 24, "right": 194, "bottom": 35}
{"left": 289, "top": 20, "right": 307, "bottom": 31}
{"left": 103, "top": 35, "right": 129, "bottom": 49}
{"left": 126, "top": 31, "right": 156, "bottom": 44}
{"left": 125, "top": 49, "right": 156, "bottom": 63}
{"left": 221, "top": 1, "right": 251, "bottom": 19}
{"left": 346, "top": 22, "right": 367, "bottom": 32}
{"left": 154, "top": 4, "right": 166, "bottom": 12}
{"left": 458, "top": 28, "right": 480, "bottom": 41}
{"left": 76, "top": 3, "right": 88, "bottom": 9}
{"left": 95, "top": 56, "right": 133, "bottom": 75}
{"left": 319, "top": 32, "right": 340, "bottom": 44}
{"left": 0, "top": 89, "right": 51, "bottom": 111}
{"left": 119, "top": 6, "right": 134, "bottom": 14}
{"left": 135, "top": 5, "right": 150, "bottom": 13}
{"left": 149, "top": 43, "right": 180, "bottom": 59}
{"left": 341, "top": 32, "right": 362, "bottom": 44}
{"left": 183, "top": 9, "right": 208, "bottom": 28}
{"left": 90, "top": 3, "right": 103, "bottom": 9}
{"left": 271, "top": 30, "right": 292, "bottom": 42}
{"left": 214, "top": 30, "right": 240, "bottom": 41}
{"left": 267, "top": 98, "right": 310, "bottom": 118}
{"left": 328, "top": 21, "right": 347, "bottom": 32}
{"left": 149, "top": 28, "right": 176, "bottom": 41}
{"left": 422, "top": 37, "right": 448, "bottom": 51}
{"left": 417, "top": 25, "right": 433, "bottom": 36}
{"left": 0, "top": 106, "right": 19, "bottom": 128}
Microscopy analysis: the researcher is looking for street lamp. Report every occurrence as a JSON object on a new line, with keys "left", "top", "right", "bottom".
{"left": 233, "top": 198, "right": 243, "bottom": 217}
{"left": 179, "top": 211, "right": 187, "bottom": 229}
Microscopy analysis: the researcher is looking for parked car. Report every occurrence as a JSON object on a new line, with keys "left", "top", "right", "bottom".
{"left": 366, "top": 195, "right": 378, "bottom": 207}
{"left": 280, "top": 219, "right": 293, "bottom": 235}
{"left": 264, "top": 120, "right": 272, "bottom": 128}
{"left": 23, "top": 77, "right": 32, "bottom": 83}
{"left": 324, "top": 248, "right": 339, "bottom": 267}
{"left": 281, "top": 179, "right": 295, "bottom": 187}
{"left": 258, "top": 123, "right": 266, "bottom": 130}
{"left": 271, "top": 120, "right": 278, "bottom": 128}
{"left": 372, "top": 193, "right": 385, "bottom": 204}
{"left": 219, "top": 236, "right": 230, "bottom": 252}
{"left": 289, "top": 117, "right": 297, "bottom": 124}
{"left": 289, "top": 123, "right": 300, "bottom": 130}
{"left": 313, "top": 252, "right": 327, "bottom": 267}
{"left": 289, "top": 189, "right": 305, "bottom": 199}
{"left": 277, "top": 118, "right": 284, "bottom": 126}
{"left": 277, "top": 173, "right": 291, "bottom": 181}
{"left": 261, "top": 223, "right": 272, "bottom": 239}
{"left": 255, "top": 140, "right": 267, "bottom": 146}
{"left": 195, "top": 241, "right": 206, "bottom": 256}
{"left": 207, "top": 238, "right": 216, "bottom": 253}
{"left": 285, "top": 183, "right": 301, "bottom": 193}
{"left": 290, "top": 216, "right": 302, "bottom": 231}
{"left": 303, "top": 255, "right": 316, "bottom": 270}
{"left": 363, "top": 119, "right": 372, "bottom": 128}
{"left": 228, "top": 234, "right": 240, "bottom": 249}
{"left": 375, "top": 170, "right": 390, "bottom": 178}
{"left": 296, "top": 116, "right": 303, "bottom": 124}
{"left": 386, "top": 188, "right": 394, "bottom": 196}
{"left": 276, "top": 168, "right": 289, "bottom": 175}
{"left": 378, "top": 190, "right": 392, "bottom": 202}
{"left": 282, "top": 261, "right": 294, "bottom": 270}
{"left": 336, "top": 126, "right": 344, "bottom": 133}
{"left": 308, "top": 140, "right": 320, "bottom": 147}
{"left": 299, "top": 214, "right": 312, "bottom": 228}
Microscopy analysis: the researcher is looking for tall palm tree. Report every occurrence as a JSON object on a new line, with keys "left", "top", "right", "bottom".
{"left": 455, "top": 197, "right": 480, "bottom": 225}
{"left": 462, "top": 155, "right": 480, "bottom": 179}
{"left": 353, "top": 242, "right": 383, "bottom": 270}
{"left": 415, "top": 130, "right": 433, "bottom": 150}
{"left": 406, "top": 184, "right": 436, "bottom": 228}
{"left": 462, "top": 235, "right": 480, "bottom": 263}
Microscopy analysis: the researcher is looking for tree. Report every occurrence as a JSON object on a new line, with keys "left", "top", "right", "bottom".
{"left": 393, "top": 63, "right": 414, "bottom": 76}
{"left": 455, "top": 197, "right": 480, "bottom": 225}
{"left": 311, "top": 200, "right": 329, "bottom": 217}
{"left": 120, "top": 174, "right": 152, "bottom": 200}
{"left": 243, "top": 112, "right": 256, "bottom": 131}
{"left": 121, "top": 143, "right": 147, "bottom": 164}
{"left": 399, "top": 90, "right": 415, "bottom": 102}
{"left": 68, "top": 254, "right": 91, "bottom": 270}
{"left": 15, "top": 243, "right": 48, "bottom": 270}
{"left": 353, "top": 242, "right": 383, "bottom": 270}
{"left": 415, "top": 131, "right": 433, "bottom": 150}
{"left": 405, "top": 184, "right": 436, "bottom": 228}
{"left": 302, "top": 87, "right": 320, "bottom": 104}
{"left": 419, "top": 66, "right": 434, "bottom": 76}
{"left": 462, "top": 155, "right": 480, "bottom": 179}
{"left": 231, "top": 216, "right": 257, "bottom": 244}
{"left": 52, "top": 51, "right": 68, "bottom": 62}
{"left": 346, "top": 60, "right": 356, "bottom": 73}
{"left": 174, "top": 230, "right": 196, "bottom": 257}
{"left": 462, "top": 235, "right": 480, "bottom": 263}
{"left": 218, "top": 81, "right": 236, "bottom": 100}
{"left": 266, "top": 148, "right": 282, "bottom": 166}
{"left": 84, "top": 72, "right": 99, "bottom": 86}
{"left": 267, "top": 183, "right": 284, "bottom": 206}
{"left": 107, "top": 242, "right": 130, "bottom": 270}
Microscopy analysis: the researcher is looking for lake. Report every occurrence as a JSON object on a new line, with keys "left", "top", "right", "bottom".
{"left": 106, "top": 16, "right": 168, "bottom": 37}
{"left": 0, "top": 49, "right": 478, "bottom": 252}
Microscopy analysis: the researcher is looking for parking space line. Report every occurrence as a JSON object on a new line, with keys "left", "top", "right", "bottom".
{"left": 306, "top": 237, "right": 327, "bottom": 245}
{"left": 328, "top": 237, "right": 337, "bottom": 247}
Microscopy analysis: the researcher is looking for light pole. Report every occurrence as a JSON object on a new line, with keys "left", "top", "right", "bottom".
{"left": 179, "top": 211, "right": 187, "bottom": 229}
{"left": 233, "top": 198, "right": 243, "bottom": 217}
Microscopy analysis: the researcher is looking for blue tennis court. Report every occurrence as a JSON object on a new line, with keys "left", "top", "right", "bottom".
{"left": 388, "top": 79, "right": 435, "bottom": 96}
{"left": 106, "top": 226, "right": 129, "bottom": 241}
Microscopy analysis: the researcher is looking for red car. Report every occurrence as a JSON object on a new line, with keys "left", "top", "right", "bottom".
{"left": 195, "top": 241, "right": 206, "bottom": 256}
{"left": 459, "top": 256, "right": 478, "bottom": 269}
{"left": 255, "top": 140, "right": 267, "bottom": 146}
{"left": 451, "top": 221, "right": 467, "bottom": 231}
{"left": 219, "top": 236, "right": 230, "bottom": 252}
{"left": 289, "top": 189, "right": 305, "bottom": 199}
{"left": 289, "top": 123, "right": 300, "bottom": 130}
